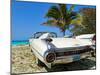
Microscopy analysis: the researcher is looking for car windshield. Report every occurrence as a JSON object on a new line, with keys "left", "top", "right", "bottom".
{"left": 31, "top": 32, "right": 57, "bottom": 39}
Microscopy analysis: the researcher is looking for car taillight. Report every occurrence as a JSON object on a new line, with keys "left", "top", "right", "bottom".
{"left": 46, "top": 53, "right": 55, "bottom": 63}
{"left": 92, "top": 35, "right": 96, "bottom": 41}
{"left": 92, "top": 35, "right": 96, "bottom": 45}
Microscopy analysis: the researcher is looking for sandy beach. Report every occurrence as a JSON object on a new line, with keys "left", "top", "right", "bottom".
{"left": 11, "top": 45, "right": 96, "bottom": 74}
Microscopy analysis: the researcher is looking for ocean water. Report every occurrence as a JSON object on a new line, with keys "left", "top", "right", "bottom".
{"left": 12, "top": 40, "right": 29, "bottom": 46}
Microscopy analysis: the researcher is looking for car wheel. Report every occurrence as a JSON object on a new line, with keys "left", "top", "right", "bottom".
{"left": 31, "top": 49, "right": 33, "bottom": 53}
{"left": 36, "top": 57, "right": 44, "bottom": 66}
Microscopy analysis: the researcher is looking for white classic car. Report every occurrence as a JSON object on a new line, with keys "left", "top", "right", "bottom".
{"left": 29, "top": 32, "right": 95, "bottom": 68}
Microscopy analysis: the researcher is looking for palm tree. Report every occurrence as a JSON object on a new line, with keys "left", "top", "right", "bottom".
{"left": 42, "top": 4, "right": 82, "bottom": 36}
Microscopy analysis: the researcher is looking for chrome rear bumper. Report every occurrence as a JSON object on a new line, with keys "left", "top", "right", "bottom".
{"left": 53, "top": 52, "right": 91, "bottom": 64}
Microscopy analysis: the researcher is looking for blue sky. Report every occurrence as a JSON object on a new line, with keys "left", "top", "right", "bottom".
{"left": 12, "top": 0, "right": 96, "bottom": 40}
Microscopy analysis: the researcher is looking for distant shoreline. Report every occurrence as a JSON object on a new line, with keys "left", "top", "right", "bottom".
{"left": 11, "top": 45, "right": 29, "bottom": 49}
{"left": 12, "top": 40, "right": 29, "bottom": 46}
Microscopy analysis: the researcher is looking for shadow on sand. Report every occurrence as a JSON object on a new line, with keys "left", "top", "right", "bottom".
{"left": 45, "top": 58, "right": 96, "bottom": 72}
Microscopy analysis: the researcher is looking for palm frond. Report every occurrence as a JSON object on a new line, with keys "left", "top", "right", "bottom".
{"left": 70, "top": 14, "right": 84, "bottom": 27}
{"left": 58, "top": 4, "right": 67, "bottom": 18}
{"left": 42, "top": 19, "right": 62, "bottom": 28}
{"left": 68, "top": 5, "right": 75, "bottom": 13}
{"left": 45, "top": 6, "right": 61, "bottom": 19}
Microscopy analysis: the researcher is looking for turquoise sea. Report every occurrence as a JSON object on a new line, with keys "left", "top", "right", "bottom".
{"left": 12, "top": 40, "right": 29, "bottom": 46}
